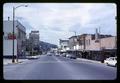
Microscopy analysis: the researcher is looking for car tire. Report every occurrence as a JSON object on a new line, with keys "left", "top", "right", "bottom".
{"left": 106, "top": 63, "right": 108, "bottom": 65}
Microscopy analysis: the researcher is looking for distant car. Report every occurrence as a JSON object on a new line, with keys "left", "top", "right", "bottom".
{"left": 66, "top": 54, "right": 76, "bottom": 59}
{"left": 55, "top": 54, "right": 60, "bottom": 57}
{"left": 27, "top": 56, "right": 38, "bottom": 60}
{"left": 47, "top": 53, "right": 52, "bottom": 56}
{"left": 104, "top": 57, "right": 117, "bottom": 67}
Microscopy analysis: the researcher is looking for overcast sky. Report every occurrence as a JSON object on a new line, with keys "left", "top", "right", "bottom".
{"left": 3, "top": 3, "right": 116, "bottom": 45}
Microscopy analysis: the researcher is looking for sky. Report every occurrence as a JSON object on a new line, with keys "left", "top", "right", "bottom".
{"left": 3, "top": 3, "right": 116, "bottom": 45}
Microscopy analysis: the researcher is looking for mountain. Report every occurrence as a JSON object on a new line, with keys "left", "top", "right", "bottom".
{"left": 39, "top": 41, "right": 58, "bottom": 52}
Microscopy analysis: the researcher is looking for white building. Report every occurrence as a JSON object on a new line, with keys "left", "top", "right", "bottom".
{"left": 3, "top": 20, "right": 26, "bottom": 58}
{"left": 59, "top": 39, "right": 69, "bottom": 52}
{"left": 68, "top": 36, "right": 78, "bottom": 50}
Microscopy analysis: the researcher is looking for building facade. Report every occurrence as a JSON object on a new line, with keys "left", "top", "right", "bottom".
{"left": 16, "top": 21, "right": 26, "bottom": 58}
{"left": 3, "top": 20, "right": 26, "bottom": 58}
{"left": 67, "top": 33, "right": 116, "bottom": 60}
{"left": 68, "top": 36, "right": 78, "bottom": 50}
{"left": 29, "top": 31, "right": 39, "bottom": 46}
{"left": 29, "top": 31, "right": 40, "bottom": 55}
{"left": 84, "top": 34, "right": 116, "bottom": 60}
{"left": 59, "top": 39, "right": 69, "bottom": 52}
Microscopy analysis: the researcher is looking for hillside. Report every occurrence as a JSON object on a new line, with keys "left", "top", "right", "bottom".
{"left": 39, "top": 41, "right": 58, "bottom": 52}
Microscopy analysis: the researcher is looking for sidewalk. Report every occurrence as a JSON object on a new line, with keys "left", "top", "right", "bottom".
{"left": 3, "top": 58, "right": 29, "bottom": 65}
{"left": 77, "top": 58, "right": 102, "bottom": 64}
{"left": 3, "top": 55, "right": 41, "bottom": 65}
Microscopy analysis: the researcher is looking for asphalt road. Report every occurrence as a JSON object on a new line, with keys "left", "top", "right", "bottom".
{"left": 3, "top": 55, "right": 117, "bottom": 80}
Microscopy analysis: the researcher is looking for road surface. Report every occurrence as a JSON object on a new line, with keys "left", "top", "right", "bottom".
{"left": 3, "top": 55, "right": 117, "bottom": 80}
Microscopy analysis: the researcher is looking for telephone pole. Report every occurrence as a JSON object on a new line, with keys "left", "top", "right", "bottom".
{"left": 73, "top": 31, "right": 77, "bottom": 57}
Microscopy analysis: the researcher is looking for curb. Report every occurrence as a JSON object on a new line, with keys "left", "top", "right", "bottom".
{"left": 77, "top": 58, "right": 101, "bottom": 64}
{"left": 3, "top": 60, "right": 29, "bottom": 65}
{"left": 4, "top": 61, "right": 23, "bottom": 65}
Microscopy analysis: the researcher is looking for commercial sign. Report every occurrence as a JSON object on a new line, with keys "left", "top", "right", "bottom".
{"left": 4, "top": 32, "right": 16, "bottom": 40}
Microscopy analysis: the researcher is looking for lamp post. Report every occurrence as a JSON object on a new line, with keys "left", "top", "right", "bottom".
{"left": 12, "top": 5, "right": 28, "bottom": 63}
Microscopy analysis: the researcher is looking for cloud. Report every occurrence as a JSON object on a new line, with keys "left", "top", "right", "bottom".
{"left": 3, "top": 3, "right": 116, "bottom": 45}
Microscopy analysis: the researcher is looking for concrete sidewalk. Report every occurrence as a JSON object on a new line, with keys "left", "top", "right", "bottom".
{"left": 77, "top": 58, "right": 102, "bottom": 64}
{"left": 3, "top": 59, "right": 29, "bottom": 65}
{"left": 3, "top": 55, "right": 41, "bottom": 65}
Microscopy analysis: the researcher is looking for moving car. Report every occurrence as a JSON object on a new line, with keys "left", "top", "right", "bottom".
{"left": 47, "top": 53, "right": 52, "bottom": 56}
{"left": 104, "top": 57, "right": 117, "bottom": 67}
{"left": 47, "top": 52, "right": 53, "bottom": 56}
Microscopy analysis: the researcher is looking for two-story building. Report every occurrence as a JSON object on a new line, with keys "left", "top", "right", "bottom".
{"left": 81, "top": 34, "right": 116, "bottom": 60}
{"left": 67, "top": 32, "right": 116, "bottom": 60}
{"left": 3, "top": 19, "right": 26, "bottom": 58}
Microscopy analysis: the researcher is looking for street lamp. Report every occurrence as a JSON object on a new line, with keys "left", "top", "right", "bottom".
{"left": 12, "top": 4, "right": 28, "bottom": 63}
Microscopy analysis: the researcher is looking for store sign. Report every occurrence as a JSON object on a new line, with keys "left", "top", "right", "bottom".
{"left": 4, "top": 32, "right": 16, "bottom": 40}
{"left": 8, "top": 33, "right": 16, "bottom": 39}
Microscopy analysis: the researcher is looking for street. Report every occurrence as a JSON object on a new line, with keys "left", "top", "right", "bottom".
{"left": 3, "top": 55, "right": 117, "bottom": 80}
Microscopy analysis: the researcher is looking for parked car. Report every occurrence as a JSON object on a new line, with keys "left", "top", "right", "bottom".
{"left": 55, "top": 54, "right": 60, "bottom": 57}
{"left": 27, "top": 56, "right": 38, "bottom": 60}
{"left": 104, "top": 57, "right": 117, "bottom": 67}
{"left": 66, "top": 54, "right": 70, "bottom": 58}
{"left": 61, "top": 53, "right": 66, "bottom": 57}
{"left": 66, "top": 54, "right": 76, "bottom": 59}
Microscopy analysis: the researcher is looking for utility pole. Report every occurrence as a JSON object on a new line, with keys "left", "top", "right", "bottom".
{"left": 73, "top": 31, "right": 77, "bottom": 57}
{"left": 74, "top": 31, "right": 76, "bottom": 36}
{"left": 115, "top": 16, "right": 117, "bottom": 57}
{"left": 99, "top": 27, "right": 103, "bottom": 62}
{"left": 99, "top": 27, "right": 101, "bottom": 50}
{"left": 12, "top": 7, "right": 15, "bottom": 63}
{"left": 83, "top": 34, "right": 86, "bottom": 58}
